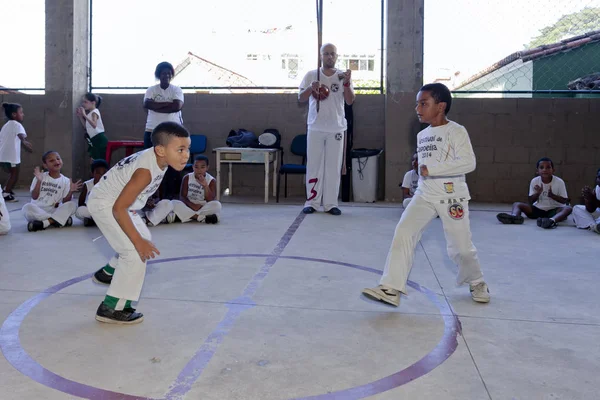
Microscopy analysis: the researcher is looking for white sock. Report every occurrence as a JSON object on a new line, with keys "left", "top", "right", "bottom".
{"left": 42, "top": 220, "right": 51, "bottom": 228}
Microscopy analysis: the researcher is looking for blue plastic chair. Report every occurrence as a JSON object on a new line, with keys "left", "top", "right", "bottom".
{"left": 185, "top": 134, "right": 208, "bottom": 169}
{"left": 277, "top": 134, "right": 307, "bottom": 202}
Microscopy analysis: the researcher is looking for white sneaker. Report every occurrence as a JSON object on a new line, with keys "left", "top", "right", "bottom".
{"left": 470, "top": 282, "right": 490, "bottom": 303}
{"left": 166, "top": 211, "right": 176, "bottom": 224}
{"left": 591, "top": 223, "right": 600, "bottom": 234}
{"left": 362, "top": 285, "right": 400, "bottom": 307}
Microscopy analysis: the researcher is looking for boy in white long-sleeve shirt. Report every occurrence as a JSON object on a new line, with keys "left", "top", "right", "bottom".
{"left": 362, "top": 83, "right": 490, "bottom": 307}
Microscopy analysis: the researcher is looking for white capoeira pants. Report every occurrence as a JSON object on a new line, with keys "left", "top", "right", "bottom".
{"left": 22, "top": 201, "right": 77, "bottom": 226}
{"left": 89, "top": 200, "right": 150, "bottom": 302}
{"left": 75, "top": 205, "right": 92, "bottom": 220}
{"left": 572, "top": 205, "right": 600, "bottom": 231}
{"left": 402, "top": 197, "right": 413, "bottom": 208}
{"left": 380, "top": 194, "right": 484, "bottom": 294}
{"left": 172, "top": 200, "right": 222, "bottom": 222}
{"left": 304, "top": 129, "right": 344, "bottom": 211}
{"left": 144, "top": 199, "right": 173, "bottom": 226}
{"left": 0, "top": 193, "right": 10, "bottom": 234}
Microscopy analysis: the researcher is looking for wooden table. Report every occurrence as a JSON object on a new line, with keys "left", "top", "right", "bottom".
{"left": 213, "top": 147, "right": 281, "bottom": 203}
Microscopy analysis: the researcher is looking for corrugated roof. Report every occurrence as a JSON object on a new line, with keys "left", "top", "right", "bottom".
{"left": 454, "top": 29, "right": 600, "bottom": 89}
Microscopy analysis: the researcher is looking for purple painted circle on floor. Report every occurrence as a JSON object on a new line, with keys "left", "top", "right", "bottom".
{"left": 0, "top": 254, "right": 461, "bottom": 400}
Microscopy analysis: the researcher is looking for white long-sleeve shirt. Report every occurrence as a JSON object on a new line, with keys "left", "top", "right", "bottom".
{"left": 415, "top": 120, "right": 476, "bottom": 201}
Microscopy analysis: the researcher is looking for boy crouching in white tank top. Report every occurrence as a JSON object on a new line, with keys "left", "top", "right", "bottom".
{"left": 88, "top": 122, "right": 190, "bottom": 325}
{"left": 172, "top": 155, "right": 221, "bottom": 224}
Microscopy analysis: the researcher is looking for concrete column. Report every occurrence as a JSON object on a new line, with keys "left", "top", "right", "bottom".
{"left": 45, "top": 0, "right": 89, "bottom": 181}
{"left": 384, "top": 0, "right": 424, "bottom": 201}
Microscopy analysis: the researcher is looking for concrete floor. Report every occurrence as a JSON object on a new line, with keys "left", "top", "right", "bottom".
{"left": 0, "top": 191, "right": 599, "bottom": 400}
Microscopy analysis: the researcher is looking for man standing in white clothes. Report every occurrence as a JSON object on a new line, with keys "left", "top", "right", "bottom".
{"left": 298, "top": 43, "right": 355, "bottom": 215}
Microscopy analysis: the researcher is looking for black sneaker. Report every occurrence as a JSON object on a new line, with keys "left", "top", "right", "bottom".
{"left": 538, "top": 217, "right": 557, "bottom": 229}
{"left": 64, "top": 217, "right": 73, "bottom": 227}
{"left": 302, "top": 206, "right": 316, "bottom": 214}
{"left": 27, "top": 221, "right": 45, "bottom": 232}
{"left": 83, "top": 217, "right": 96, "bottom": 227}
{"left": 205, "top": 214, "right": 219, "bottom": 224}
{"left": 93, "top": 267, "right": 113, "bottom": 285}
{"left": 496, "top": 213, "right": 524, "bottom": 224}
{"left": 3, "top": 194, "right": 17, "bottom": 202}
{"left": 95, "top": 303, "right": 144, "bottom": 325}
{"left": 327, "top": 207, "right": 342, "bottom": 216}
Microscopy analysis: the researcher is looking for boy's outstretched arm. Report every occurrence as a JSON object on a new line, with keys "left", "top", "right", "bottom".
{"left": 424, "top": 127, "right": 476, "bottom": 177}
{"left": 113, "top": 169, "right": 159, "bottom": 261}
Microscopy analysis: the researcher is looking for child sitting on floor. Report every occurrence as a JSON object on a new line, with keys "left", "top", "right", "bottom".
{"left": 76, "top": 159, "right": 109, "bottom": 226}
{"left": 400, "top": 153, "right": 419, "bottom": 208}
{"left": 571, "top": 167, "right": 600, "bottom": 234}
{"left": 172, "top": 155, "right": 221, "bottom": 224}
{"left": 23, "top": 151, "right": 82, "bottom": 232}
{"left": 496, "top": 157, "right": 572, "bottom": 229}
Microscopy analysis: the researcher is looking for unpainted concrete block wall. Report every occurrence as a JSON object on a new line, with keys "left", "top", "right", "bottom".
{"left": 1, "top": 93, "right": 598, "bottom": 203}
{"left": 452, "top": 98, "right": 600, "bottom": 204}
{"left": 0, "top": 93, "right": 385, "bottom": 199}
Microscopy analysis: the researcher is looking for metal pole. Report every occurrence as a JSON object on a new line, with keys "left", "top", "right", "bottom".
{"left": 380, "top": 0, "right": 384, "bottom": 94}
{"left": 88, "top": 0, "right": 93, "bottom": 92}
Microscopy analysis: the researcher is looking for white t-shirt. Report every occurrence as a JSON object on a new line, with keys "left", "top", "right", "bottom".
{"left": 144, "top": 84, "right": 184, "bottom": 131}
{"left": 88, "top": 148, "right": 167, "bottom": 211}
{"left": 0, "top": 120, "right": 27, "bottom": 164}
{"left": 529, "top": 176, "right": 568, "bottom": 211}
{"left": 86, "top": 109, "right": 105, "bottom": 139}
{"left": 415, "top": 120, "right": 476, "bottom": 201}
{"left": 29, "top": 172, "right": 71, "bottom": 213}
{"left": 402, "top": 169, "right": 419, "bottom": 197}
{"left": 185, "top": 172, "right": 215, "bottom": 205}
{"left": 299, "top": 68, "right": 352, "bottom": 133}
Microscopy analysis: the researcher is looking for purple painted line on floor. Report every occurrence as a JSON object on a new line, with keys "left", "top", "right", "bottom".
{"left": 163, "top": 212, "right": 306, "bottom": 399}
{"left": 291, "top": 280, "right": 461, "bottom": 400}
{"left": 0, "top": 273, "right": 155, "bottom": 400}
{"left": 0, "top": 218, "right": 461, "bottom": 399}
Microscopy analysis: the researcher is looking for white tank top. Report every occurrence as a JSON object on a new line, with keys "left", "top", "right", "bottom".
{"left": 86, "top": 109, "right": 105, "bottom": 139}
{"left": 186, "top": 172, "right": 214, "bottom": 204}
{"left": 89, "top": 148, "right": 166, "bottom": 210}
